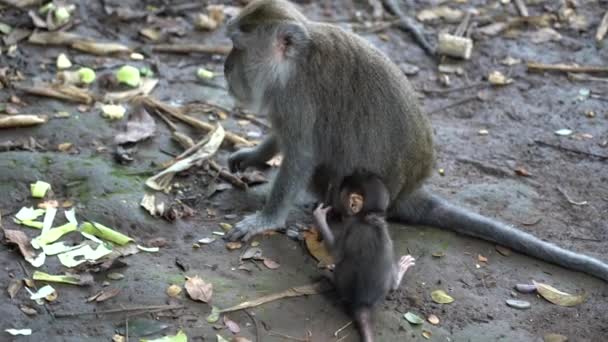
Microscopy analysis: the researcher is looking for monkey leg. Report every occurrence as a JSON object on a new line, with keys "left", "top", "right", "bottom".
{"left": 388, "top": 188, "right": 608, "bottom": 282}
{"left": 391, "top": 255, "right": 415, "bottom": 291}
{"left": 228, "top": 135, "right": 278, "bottom": 172}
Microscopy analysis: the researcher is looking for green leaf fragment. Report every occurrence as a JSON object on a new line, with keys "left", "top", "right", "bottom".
{"left": 39, "top": 2, "right": 56, "bottom": 14}
{"left": 206, "top": 306, "right": 220, "bottom": 323}
{"left": 15, "top": 207, "right": 46, "bottom": 221}
{"left": 197, "top": 68, "right": 214, "bottom": 80}
{"left": 404, "top": 312, "right": 424, "bottom": 325}
{"left": 139, "top": 66, "right": 154, "bottom": 77}
{"left": 34, "top": 222, "right": 77, "bottom": 246}
{"left": 78, "top": 67, "right": 96, "bottom": 84}
{"left": 30, "top": 181, "right": 51, "bottom": 198}
{"left": 140, "top": 330, "right": 188, "bottom": 342}
{"left": 0, "top": 22, "right": 12, "bottom": 35}
{"left": 33, "top": 271, "right": 81, "bottom": 285}
{"left": 14, "top": 219, "right": 44, "bottom": 229}
{"left": 216, "top": 335, "right": 229, "bottom": 342}
{"left": 80, "top": 222, "right": 133, "bottom": 245}
{"left": 431, "top": 290, "right": 454, "bottom": 304}
{"left": 117, "top": 65, "right": 141, "bottom": 87}
{"left": 54, "top": 7, "right": 71, "bottom": 24}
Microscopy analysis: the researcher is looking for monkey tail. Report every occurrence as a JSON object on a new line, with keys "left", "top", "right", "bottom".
{"left": 353, "top": 306, "right": 374, "bottom": 342}
{"left": 392, "top": 189, "right": 608, "bottom": 282}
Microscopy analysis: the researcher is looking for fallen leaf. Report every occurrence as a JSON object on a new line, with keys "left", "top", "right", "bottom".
{"left": 514, "top": 167, "right": 531, "bottom": 177}
{"left": 8, "top": 279, "right": 23, "bottom": 299}
{"left": 19, "top": 305, "right": 37, "bottom": 316}
{"left": 30, "top": 180, "right": 51, "bottom": 198}
{"left": 207, "top": 306, "right": 220, "bottom": 323}
{"left": 495, "top": 245, "right": 511, "bottom": 256}
{"left": 263, "top": 258, "right": 280, "bottom": 270}
{"left": 488, "top": 70, "right": 513, "bottom": 85}
{"left": 115, "top": 107, "right": 156, "bottom": 144}
{"left": 185, "top": 276, "right": 213, "bottom": 303}
{"left": 427, "top": 314, "right": 440, "bottom": 325}
{"left": 56, "top": 53, "right": 72, "bottom": 69}
{"left": 32, "top": 271, "right": 93, "bottom": 286}
{"left": 224, "top": 316, "right": 240, "bottom": 334}
{"left": 417, "top": 6, "right": 463, "bottom": 23}
{"left": 95, "top": 288, "right": 121, "bottom": 302}
{"left": 404, "top": 312, "right": 424, "bottom": 325}
{"left": 241, "top": 247, "right": 262, "bottom": 261}
{"left": 478, "top": 254, "right": 488, "bottom": 263}
{"left": 534, "top": 282, "right": 586, "bottom": 307}
{"left": 166, "top": 284, "right": 182, "bottom": 298}
{"left": 303, "top": 228, "right": 334, "bottom": 267}
{"left": 422, "top": 330, "right": 432, "bottom": 339}
{"left": 198, "top": 237, "right": 216, "bottom": 245}
{"left": 506, "top": 299, "right": 531, "bottom": 309}
{"left": 5, "top": 329, "right": 32, "bottom": 336}
{"left": 116, "top": 65, "right": 141, "bottom": 87}
{"left": 112, "top": 334, "right": 126, "bottom": 342}
{"left": 432, "top": 251, "right": 445, "bottom": 258}
{"left": 431, "top": 290, "right": 454, "bottom": 304}
{"left": 4, "top": 229, "right": 35, "bottom": 259}
{"left": 225, "top": 242, "right": 242, "bottom": 250}
{"left": 101, "top": 104, "right": 126, "bottom": 120}
{"left": 543, "top": 333, "right": 568, "bottom": 342}
{"left": 29, "top": 284, "right": 55, "bottom": 300}
{"left": 219, "top": 222, "right": 233, "bottom": 231}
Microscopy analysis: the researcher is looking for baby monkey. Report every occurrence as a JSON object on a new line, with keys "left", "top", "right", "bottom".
{"left": 314, "top": 172, "right": 415, "bottom": 342}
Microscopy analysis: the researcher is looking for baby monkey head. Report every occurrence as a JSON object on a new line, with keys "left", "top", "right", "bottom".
{"left": 338, "top": 172, "right": 390, "bottom": 216}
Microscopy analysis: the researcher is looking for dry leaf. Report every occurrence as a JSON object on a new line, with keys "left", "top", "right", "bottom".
{"left": 95, "top": 288, "right": 120, "bottom": 302}
{"left": 19, "top": 305, "right": 37, "bottom": 315}
{"left": 115, "top": 107, "right": 156, "bottom": 145}
{"left": 422, "top": 330, "right": 432, "bottom": 339}
{"left": 534, "top": 282, "right": 586, "bottom": 307}
{"left": 185, "top": 276, "right": 213, "bottom": 303}
{"left": 167, "top": 284, "right": 182, "bottom": 298}
{"left": 263, "top": 258, "right": 280, "bottom": 270}
{"left": 478, "top": 255, "right": 488, "bottom": 263}
{"left": 8, "top": 279, "right": 23, "bottom": 299}
{"left": 427, "top": 314, "right": 440, "bottom": 325}
{"left": 226, "top": 242, "right": 242, "bottom": 250}
{"left": 224, "top": 316, "right": 240, "bottom": 334}
{"left": 240, "top": 247, "right": 262, "bottom": 261}
{"left": 4, "top": 229, "right": 35, "bottom": 259}
{"left": 0, "top": 114, "right": 48, "bottom": 128}
{"left": 303, "top": 228, "right": 334, "bottom": 267}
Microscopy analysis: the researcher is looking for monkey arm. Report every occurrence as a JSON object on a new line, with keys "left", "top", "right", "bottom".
{"left": 251, "top": 134, "right": 279, "bottom": 163}
{"left": 313, "top": 209, "right": 335, "bottom": 249}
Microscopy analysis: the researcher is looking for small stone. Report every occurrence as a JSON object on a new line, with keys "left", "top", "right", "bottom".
{"left": 506, "top": 299, "right": 530, "bottom": 309}
{"left": 398, "top": 62, "right": 420, "bottom": 76}
{"left": 107, "top": 272, "right": 124, "bottom": 280}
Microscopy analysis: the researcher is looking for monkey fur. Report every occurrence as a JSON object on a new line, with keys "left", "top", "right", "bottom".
{"left": 313, "top": 172, "right": 415, "bottom": 342}
{"left": 223, "top": 0, "right": 608, "bottom": 282}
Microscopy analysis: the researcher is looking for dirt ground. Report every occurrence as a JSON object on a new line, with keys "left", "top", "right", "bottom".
{"left": 1, "top": 0, "right": 607, "bottom": 341}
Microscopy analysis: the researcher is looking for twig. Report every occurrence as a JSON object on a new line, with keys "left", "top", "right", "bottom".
{"left": 556, "top": 187, "right": 588, "bottom": 206}
{"left": 381, "top": 0, "right": 435, "bottom": 56}
{"left": 567, "top": 73, "right": 608, "bottom": 83}
{"left": 209, "top": 160, "right": 248, "bottom": 190}
{"left": 534, "top": 140, "right": 608, "bottom": 161}
{"left": 596, "top": 10, "right": 608, "bottom": 42}
{"left": 514, "top": 0, "right": 529, "bottom": 17}
{"left": 336, "top": 333, "right": 351, "bottom": 342}
{"left": 454, "top": 12, "right": 472, "bottom": 37}
{"left": 268, "top": 331, "right": 309, "bottom": 342}
{"left": 244, "top": 310, "right": 262, "bottom": 342}
{"left": 125, "top": 316, "right": 129, "bottom": 342}
{"left": 140, "top": 96, "right": 253, "bottom": 146}
{"left": 333, "top": 321, "right": 352, "bottom": 337}
{"left": 53, "top": 304, "right": 184, "bottom": 318}
{"left": 427, "top": 95, "right": 478, "bottom": 115}
{"left": 150, "top": 44, "right": 231, "bottom": 55}
{"left": 151, "top": 109, "right": 178, "bottom": 131}
{"left": 19, "top": 261, "right": 55, "bottom": 320}
{"left": 527, "top": 62, "right": 608, "bottom": 74}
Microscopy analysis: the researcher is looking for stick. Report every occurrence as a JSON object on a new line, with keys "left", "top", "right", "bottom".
{"left": 140, "top": 96, "right": 253, "bottom": 146}
{"left": 454, "top": 11, "right": 472, "bottom": 37}
{"left": 527, "top": 62, "right": 608, "bottom": 74}
{"left": 514, "top": 0, "right": 529, "bottom": 17}
{"left": 333, "top": 321, "right": 352, "bottom": 337}
{"left": 567, "top": 73, "right": 608, "bottom": 83}
{"left": 381, "top": 0, "right": 435, "bottom": 56}
{"left": 427, "top": 95, "right": 478, "bottom": 115}
{"left": 219, "top": 281, "right": 331, "bottom": 313}
{"left": 209, "top": 160, "right": 248, "bottom": 190}
{"left": 596, "top": 11, "right": 608, "bottom": 42}
{"left": 14, "top": 84, "right": 94, "bottom": 104}
{"left": 0, "top": 114, "right": 48, "bottom": 128}
{"left": 534, "top": 140, "right": 608, "bottom": 161}
{"left": 150, "top": 44, "right": 231, "bottom": 55}
{"left": 53, "top": 304, "right": 184, "bottom": 318}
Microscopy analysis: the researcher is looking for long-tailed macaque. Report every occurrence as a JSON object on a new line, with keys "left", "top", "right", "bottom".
{"left": 222, "top": 0, "right": 608, "bottom": 282}
{"left": 313, "top": 172, "right": 415, "bottom": 342}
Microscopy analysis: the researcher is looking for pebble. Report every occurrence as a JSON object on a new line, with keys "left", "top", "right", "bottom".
{"left": 506, "top": 299, "right": 531, "bottom": 309}
{"left": 515, "top": 283, "right": 537, "bottom": 293}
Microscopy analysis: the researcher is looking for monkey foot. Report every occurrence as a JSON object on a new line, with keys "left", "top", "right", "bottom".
{"left": 225, "top": 213, "right": 285, "bottom": 241}
{"left": 398, "top": 255, "right": 415, "bottom": 277}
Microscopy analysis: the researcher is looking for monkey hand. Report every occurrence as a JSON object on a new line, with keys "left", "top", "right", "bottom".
{"left": 225, "top": 213, "right": 285, "bottom": 241}
{"left": 313, "top": 203, "right": 332, "bottom": 223}
{"left": 228, "top": 148, "right": 264, "bottom": 173}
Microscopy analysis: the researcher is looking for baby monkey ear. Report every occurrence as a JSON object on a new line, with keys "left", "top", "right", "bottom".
{"left": 275, "top": 22, "right": 310, "bottom": 59}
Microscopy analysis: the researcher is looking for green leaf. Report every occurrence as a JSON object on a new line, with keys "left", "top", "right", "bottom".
{"left": 80, "top": 221, "right": 133, "bottom": 245}
{"left": 404, "top": 312, "right": 424, "bottom": 325}
{"left": 206, "top": 306, "right": 220, "bottom": 323}
{"left": 117, "top": 65, "right": 141, "bottom": 87}
{"left": 431, "top": 290, "right": 454, "bottom": 304}
{"left": 78, "top": 67, "right": 96, "bottom": 84}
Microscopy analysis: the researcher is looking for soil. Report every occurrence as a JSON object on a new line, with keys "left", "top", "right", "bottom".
{"left": 1, "top": 1, "right": 607, "bottom": 341}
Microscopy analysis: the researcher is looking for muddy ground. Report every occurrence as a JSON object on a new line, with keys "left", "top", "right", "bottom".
{"left": 1, "top": 0, "right": 607, "bottom": 341}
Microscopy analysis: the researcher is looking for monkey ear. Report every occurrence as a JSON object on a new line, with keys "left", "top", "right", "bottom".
{"left": 275, "top": 22, "right": 310, "bottom": 58}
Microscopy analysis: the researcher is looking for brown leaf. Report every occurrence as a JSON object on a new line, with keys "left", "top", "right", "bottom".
{"left": 514, "top": 167, "right": 531, "bottom": 177}
{"left": 4, "top": 229, "right": 35, "bottom": 259}
{"left": 263, "top": 258, "right": 280, "bottom": 270}
{"left": 19, "top": 305, "right": 37, "bottom": 316}
{"left": 224, "top": 316, "right": 240, "bottom": 334}
{"left": 115, "top": 107, "right": 157, "bottom": 145}
{"left": 534, "top": 282, "right": 586, "bottom": 307}
{"left": 185, "top": 276, "right": 213, "bottom": 303}
{"left": 225, "top": 242, "right": 242, "bottom": 250}
{"left": 94, "top": 288, "right": 121, "bottom": 302}
{"left": 303, "top": 228, "right": 334, "bottom": 268}
{"left": 477, "top": 254, "right": 488, "bottom": 263}
{"left": 7, "top": 279, "right": 22, "bottom": 299}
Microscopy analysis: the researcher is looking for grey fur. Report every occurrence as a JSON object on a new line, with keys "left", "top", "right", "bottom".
{"left": 223, "top": 0, "right": 608, "bottom": 282}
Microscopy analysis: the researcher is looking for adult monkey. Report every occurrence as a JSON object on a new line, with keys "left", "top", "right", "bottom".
{"left": 223, "top": 0, "right": 608, "bottom": 281}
